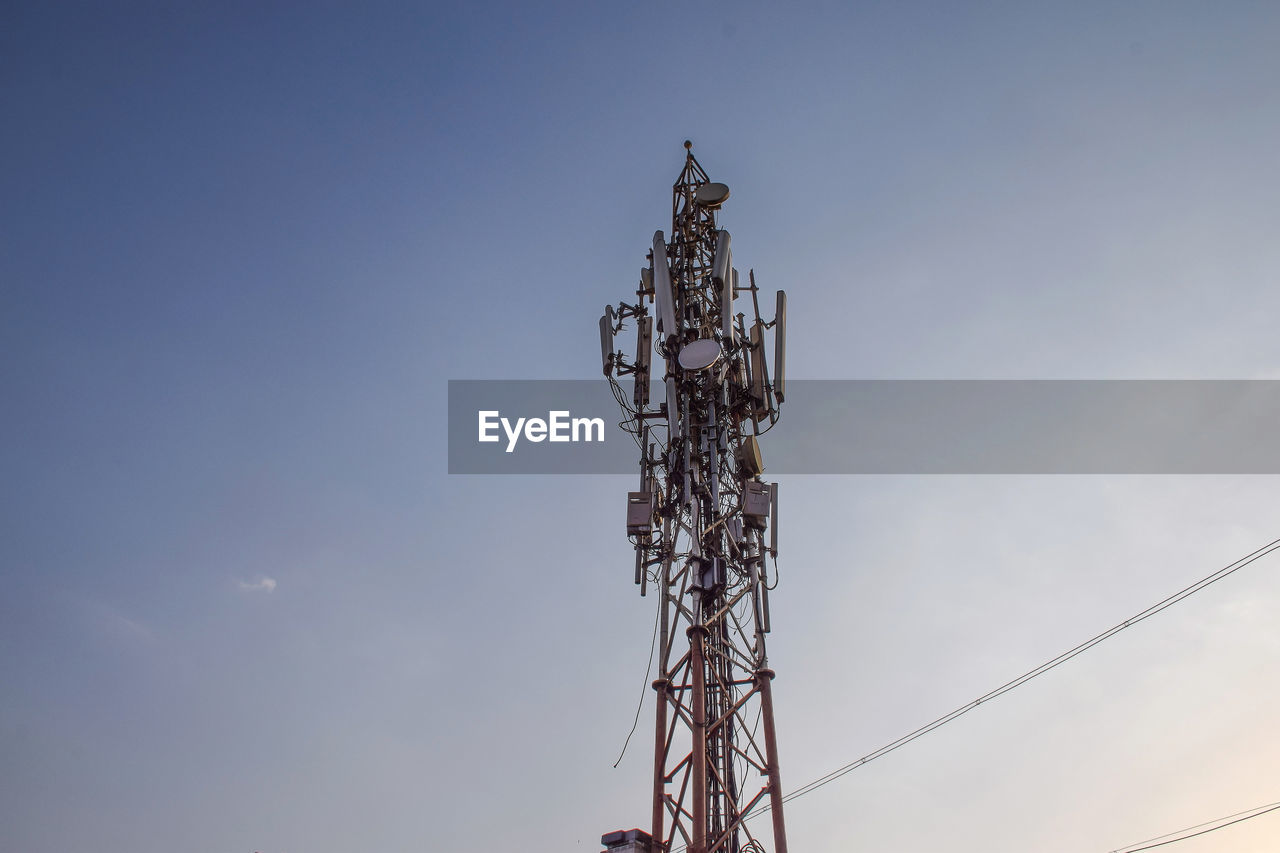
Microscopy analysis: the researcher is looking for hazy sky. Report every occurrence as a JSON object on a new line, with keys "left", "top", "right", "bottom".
{"left": 3, "top": 2, "right": 1279, "bottom": 852}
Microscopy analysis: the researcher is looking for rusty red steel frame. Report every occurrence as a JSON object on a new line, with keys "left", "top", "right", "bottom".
{"left": 601, "top": 144, "right": 789, "bottom": 853}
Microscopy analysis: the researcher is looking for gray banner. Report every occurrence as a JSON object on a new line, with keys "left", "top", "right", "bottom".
{"left": 447, "top": 380, "right": 1280, "bottom": 474}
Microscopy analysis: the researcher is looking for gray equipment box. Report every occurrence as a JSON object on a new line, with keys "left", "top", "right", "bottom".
{"left": 602, "top": 828, "right": 653, "bottom": 852}
{"left": 743, "top": 481, "right": 770, "bottom": 528}
{"left": 627, "top": 491, "right": 654, "bottom": 536}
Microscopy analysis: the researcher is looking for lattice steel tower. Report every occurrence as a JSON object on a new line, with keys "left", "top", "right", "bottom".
{"left": 599, "top": 143, "right": 789, "bottom": 853}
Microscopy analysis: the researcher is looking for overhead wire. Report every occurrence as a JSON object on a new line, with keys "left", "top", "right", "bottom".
{"left": 659, "top": 533, "right": 1280, "bottom": 853}
{"left": 1108, "top": 799, "right": 1280, "bottom": 852}
{"left": 768, "top": 534, "right": 1280, "bottom": 807}
{"left": 666, "top": 534, "right": 1280, "bottom": 852}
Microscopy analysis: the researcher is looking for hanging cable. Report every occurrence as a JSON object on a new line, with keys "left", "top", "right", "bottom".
{"left": 613, "top": 591, "right": 663, "bottom": 768}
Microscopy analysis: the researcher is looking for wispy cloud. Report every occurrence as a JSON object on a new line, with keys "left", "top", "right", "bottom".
{"left": 82, "top": 599, "right": 155, "bottom": 642}
{"left": 237, "top": 576, "right": 278, "bottom": 593}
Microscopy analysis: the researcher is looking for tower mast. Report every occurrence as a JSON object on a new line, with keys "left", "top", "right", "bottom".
{"left": 600, "top": 143, "right": 789, "bottom": 853}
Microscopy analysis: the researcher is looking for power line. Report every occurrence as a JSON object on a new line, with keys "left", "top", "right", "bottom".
{"left": 666, "top": 535, "right": 1280, "bottom": 852}
{"left": 1109, "top": 799, "right": 1280, "bottom": 852}
{"left": 1110, "top": 799, "right": 1280, "bottom": 851}
{"left": 667, "top": 535, "right": 1280, "bottom": 853}
{"left": 751, "top": 534, "right": 1280, "bottom": 816}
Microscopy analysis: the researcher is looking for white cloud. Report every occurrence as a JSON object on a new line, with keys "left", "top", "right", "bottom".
{"left": 78, "top": 599, "right": 155, "bottom": 642}
{"left": 237, "top": 576, "right": 278, "bottom": 593}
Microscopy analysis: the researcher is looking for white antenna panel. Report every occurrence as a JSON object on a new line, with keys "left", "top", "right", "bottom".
{"left": 599, "top": 306, "right": 615, "bottom": 376}
{"left": 651, "top": 231, "right": 677, "bottom": 335}
{"left": 769, "top": 481, "right": 779, "bottom": 556}
{"left": 722, "top": 267, "right": 737, "bottom": 344}
{"left": 749, "top": 320, "right": 766, "bottom": 407}
{"left": 634, "top": 315, "right": 653, "bottom": 408}
{"left": 774, "top": 290, "right": 786, "bottom": 403}
{"left": 712, "top": 231, "right": 731, "bottom": 288}
{"left": 665, "top": 376, "right": 679, "bottom": 438}
{"left": 635, "top": 315, "right": 653, "bottom": 375}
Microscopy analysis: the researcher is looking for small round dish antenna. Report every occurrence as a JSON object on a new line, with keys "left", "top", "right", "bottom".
{"left": 677, "top": 338, "right": 722, "bottom": 371}
{"left": 694, "top": 182, "right": 730, "bottom": 208}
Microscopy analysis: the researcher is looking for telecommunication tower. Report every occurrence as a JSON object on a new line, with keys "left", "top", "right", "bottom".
{"left": 599, "top": 143, "right": 789, "bottom": 853}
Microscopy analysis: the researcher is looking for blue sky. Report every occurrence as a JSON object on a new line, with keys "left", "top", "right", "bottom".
{"left": 3, "top": 2, "right": 1280, "bottom": 851}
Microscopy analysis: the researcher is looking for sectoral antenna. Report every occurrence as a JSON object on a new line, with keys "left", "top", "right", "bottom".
{"left": 600, "top": 305, "right": 617, "bottom": 375}
{"left": 600, "top": 300, "right": 657, "bottom": 406}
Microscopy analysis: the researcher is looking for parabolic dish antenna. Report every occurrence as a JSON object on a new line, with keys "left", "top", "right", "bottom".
{"left": 678, "top": 338, "right": 722, "bottom": 371}
{"left": 695, "top": 182, "right": 730, "bottom": 208}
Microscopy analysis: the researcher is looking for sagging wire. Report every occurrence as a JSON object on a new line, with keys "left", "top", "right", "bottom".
{"left": 613, "top": 588, "right": 663, "bottom": 768}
